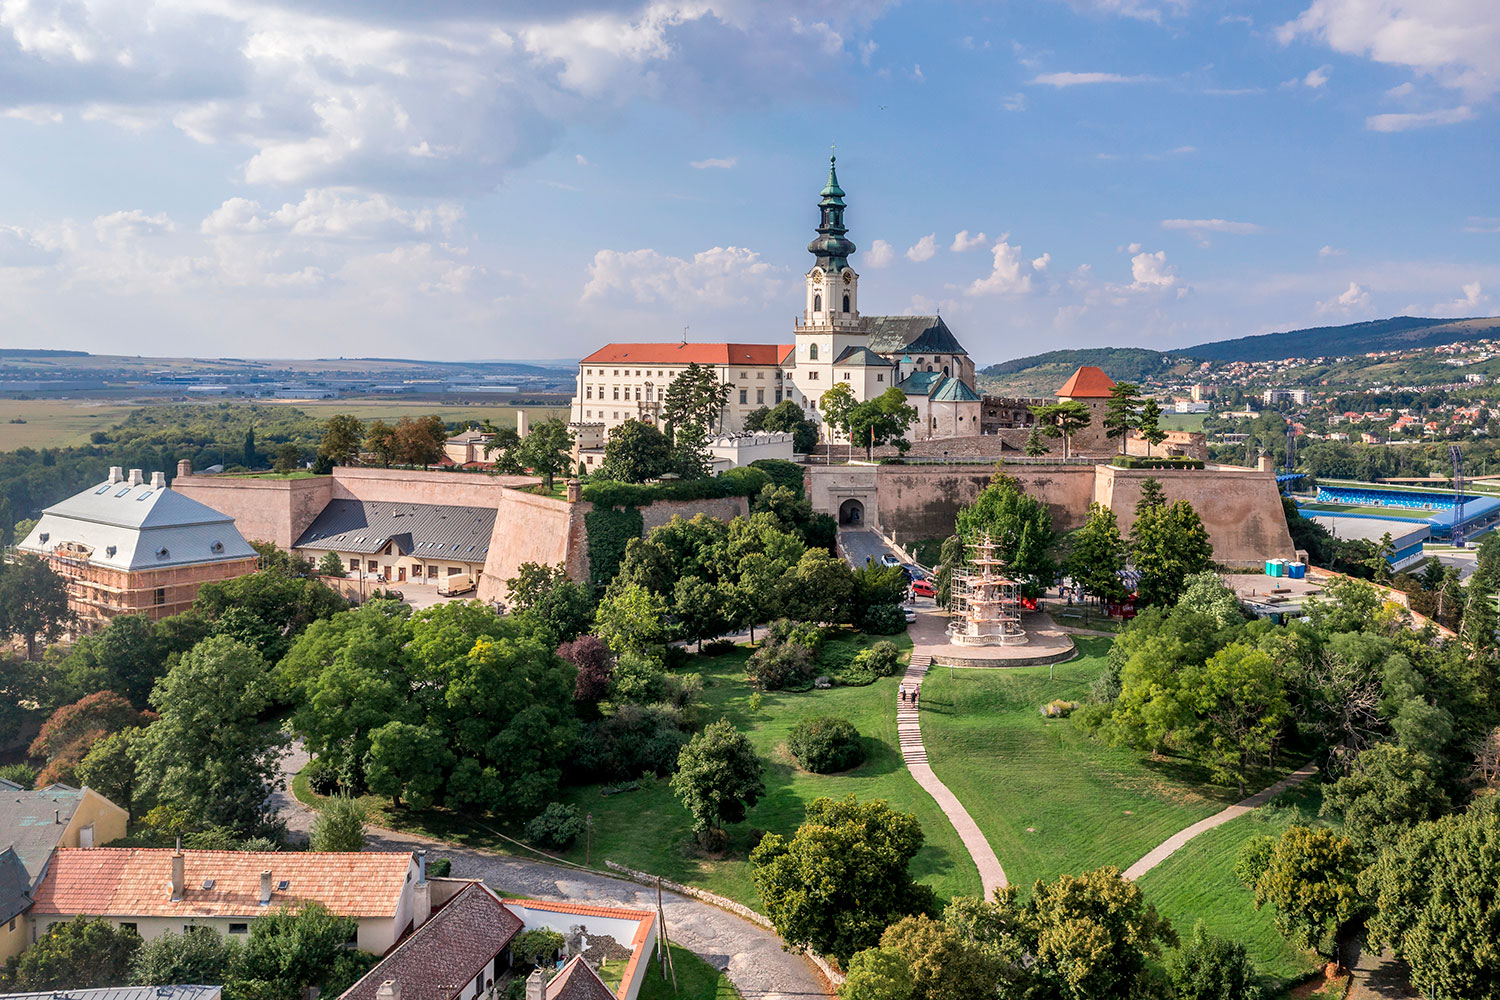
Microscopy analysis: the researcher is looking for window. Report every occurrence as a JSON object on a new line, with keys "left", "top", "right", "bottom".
{"left": 809, "top": 371, "right": 819, "bottom": 380}
{"left": 944, "top": 365, "right": 950, "bottom": 376}
{"left": 634, "top": 370, "right": 640, "bottom": 376}
{"left": 809, "top": 343, "right": 818, "bottom": 360}
{"left": 612, "top": 387, "right": 619, "bottom": 400}
{"left": 813, "top": 294, "right": 822, "bottom": 312}
{"left": 119, "top": 922, "right": 137, "bottom": 933}
{"left": 449, "top": 566, "right": 462, "bottom": 575}
{"left": 586, "top": 368, "right": 592, "bottom": 375}
{"left": 757, "top": 389, "right": 764, "bottom": 404}
{"left": 585, "top": 387, "right": 592, "bottom": 399}
{"left": 775, "top": 389, "right": 783, "bottom": 403}
{"left": 877, "top": 374, "right": 884, "bottom": 382}
{"left": 153, "top": 587, "right": 165, "bottom": 607}
{"left": 634, "top": 387, "right": 641, "bottom": 401}
{"left": 843, "top": 294, "right": 850, "bottom": 313}
{"left": 384, "top": 543, "right": 392, "bottom": 555}
{"left": 185, "top": 924, "right": 209, "bottom": 935}
{"left": 756, "top": 371, "right": 764, "bottom": 379}
{"left": 842, "top": 372, "right": 850, "bottom": 380}
{"left": 368, "top": 560, "right": 377, "bottom": 572}
{"left": 739, "top": 371, "right": 747, "bottom": 379}
{"left": 428, "top": 565, "right": 439, "bottom": 577}
{"left": 613, "top": 369, "right": 620, "bottom": 376}
{"left": 229, "top": 923, "right": 248, "bottom": 935}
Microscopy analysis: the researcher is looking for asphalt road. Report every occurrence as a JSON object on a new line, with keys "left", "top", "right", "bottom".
{"left": 839, "top": 527, "right": 900, "bottom": 568}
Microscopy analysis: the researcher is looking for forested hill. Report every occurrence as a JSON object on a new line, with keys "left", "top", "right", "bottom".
{"left": 977, "top": 348, "right": 1186, "bottom": 396}
{"left": 1182, "top": 315, "right": 1500, "bottom": 362}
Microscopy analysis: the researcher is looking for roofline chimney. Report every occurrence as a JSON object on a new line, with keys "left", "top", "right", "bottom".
{"left": 170, "top": 838, "right": 184, "bottom": 900}
{"left": 260, "top": 869, "right": 273, "bottom": 905}
{"left": 127, "top": 468, "right": 144, "bottom": 486}
{"left": 108, "top": 466, "right": 124, "bottom": 484}
{"left": 150, "top": 471, "right": 166, "bottom": 489}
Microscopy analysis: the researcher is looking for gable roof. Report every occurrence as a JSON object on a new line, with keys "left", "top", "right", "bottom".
{"left": 931, "top": 377, "right": 982, "bottom": 402}
{"left": 0, "top": 847, "right": 31, "bottom": 924}
{"left": 0, "top": 988, "right": 222, "bottom": 1000}
{"left": 340, "top": 882, "right": 523, "bottom": 1000}
{"left": 866, "top": 316, "right": 967, "bottom": 357}
{"left": 0, "top": 784, "right": 93, "bottom": 887}
{"left": 293, "top": 499, "right": 497, "bottom": 558}
{"left": 546, "top": 956, "right": 618, "bottom": 1000}
{"left": 579, "top": 344, "right": 792, "bottom": 367}
{"left": 1056, "top": 365, "right": 1117, "bottom": 398}
{"left": 832, "top": 345, "right": 892, "bottom": 367}
{"left": 30, "top": 848, "right": 413, "bottom": 920}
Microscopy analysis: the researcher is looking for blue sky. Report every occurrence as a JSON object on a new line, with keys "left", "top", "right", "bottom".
{"left": 0, "top": 0, "right": 1495, "bottom": 365}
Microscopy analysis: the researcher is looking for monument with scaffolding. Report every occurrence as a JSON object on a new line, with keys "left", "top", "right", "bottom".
{"left": 947, "top": 532, "right": 1028, "bottom": 646}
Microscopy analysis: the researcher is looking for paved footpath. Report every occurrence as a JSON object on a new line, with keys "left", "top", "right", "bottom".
{"left": 899, "top": 653, "right": 1008, "bottom": 896}
{"left": 274, "top": 746, "right": 830, "bottom": 1000}
{"left": 1120, "top": 761, "right": 1320, "bottom": 881}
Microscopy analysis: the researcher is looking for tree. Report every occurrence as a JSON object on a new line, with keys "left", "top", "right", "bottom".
{"left": 1175, "top": 571, "right": 1243, "bottom": 629}
{"left": 511, "top": 928, "right": 566, "bottom": 967}
{"left": 840, "top": 948, "right": 915, "bottom": 1000}
{"left": 954, "top": 474, "right": 1056, "bottom": 598}
{"left": 673, "top": 576, "right": 735, "bottom": 650}
{"left": 1066, "top": 503, "right": 1126, "bottom": 604}
{"left": 1253, "top": 825, "right": 1362, "bottom": 957}
{"left": 514, "top": 418, "right": 574, "bottom": 491}
{"left": 309, "top": 794, "right": 368, "bottom": 852}
{"left": 317, "top": 552, "right": 346, "bottom": 577}
{"left": 1319, "top": 743, "right": 1450, "bottom": 852}
{"left": 393, "top": 415, "right": 447, "bottom": 466}
{"left": 0, "top": 555, "right": 72, "bottom": 659}
{"left": 134, "top": 636, "right": 286, "bottom": 836}
{"left": 242, "top": 426, "right": 258, "bottom": 469}
{"left": 669, "top": 419, "right": 713, "bottom": 480}
{"left": 597, "top": 420, "right": 674, "bottom": 483}
{"left": 364, "top": 720, "right": 452, "bottom": 809}
{"left": 129, "top": 927, "right": 240, "bottom": 987}
{"left": 752, "top": 795, "right": 937, "bottom": 964}
{"left": 233, "top": 903, "right": 376, "bottom": 1000}
{"left": 788, "top": 549, "right": 855, "bottom": 624}
{"left": 1370, "top": 531, "right": 1395, "bottom": 583}
{"left": 1164, "top": 922, "right": 1262, "bottom": 1000}
{"left": 76, "top": 727, "right": 145, "bottom": 813}
{"left": 663, "top": 362, "right": 732, "bottom": 435}
{"left": 364, "top": 419, "right": 398, "bottom": 467}
{"left": 671, "top": 718, "right": 765, "bottom": 847}
{"left": 1179, "top": 642, "right": 1289, "bottom": 795}
{"left": 820, "top": 383, "right": 859, "bottom": 444}
{"left": 557, "top": 635, "right": 614, "bottom": 705}
{"left": 505, "top": 562, "right": 593, "bottom": 644}
{"left": 1031, "top": 400, "right": 1092, "bottom": 460}
{"left": 1137, "top": 399, "right": 1167, "bottom": 457}
{"left": 30, "top": 690, "right": 151, "bottom": 787}
{"left": 848, "top": 388, "right": 919, "bottom": 460}
{"left": 1476, "top": 530, "right": 1500, "bottom": 587}
{"left": 1103, "top": 382, "right": 1142, "bottom": 454}
{"left": 1, "top": 917, "right": 139, "bottom": 989}
{"left": 317, "top": 414, "right": 365, "bottom": 467}
{"left": 593, "top": 583, "right": 670, "bottom": 656}
{"left": 1023, "top": 423, "right": 1050, "bottom": 457}
{"left": 877, "top": 915, "right": 998, "bottom": 1000}
{"left": 1131, "top": 498, "right": 1214, "bottom": 606}
{"left": 193, "top": 568, "right": 348, "bottom": 664}
{"left": 1361, "top": 808, "right": 1500, "bottom": 999}
{"left": 1460, "top": 573, "right": 1498, "bottom": 658}
{"left": 273, "top": 441, "right": 303, "bottom": 473}
{"left": 1135, "top": 476, "right": 1166, "bottom": 514}
{"left": 749, "top": 399, "right": 820, "bottom": 453}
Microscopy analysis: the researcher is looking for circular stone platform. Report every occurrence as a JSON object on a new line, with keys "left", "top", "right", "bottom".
{"left": 909, "top": 605, "right": 1078, "bottom": 668}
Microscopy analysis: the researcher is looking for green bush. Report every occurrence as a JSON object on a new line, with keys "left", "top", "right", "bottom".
{"left": 747, "top": 640, "right": 816, "bottom": 691}
{"left": 428, "top": 857, "right": 452, "bottom": 877}
{"left": 1234, "top": 834, "right": 1276, "bottom": 889}
{"left": 767, "top": 618, "right": 826, "bottom": 653}
{"left": 512, "top": 928, "right": 566, "bottom": 966}
{"left": 525, "top": 802, "right": 586, "bottom": 848}
{"left": 1109, "top": 455, "right": 1205, "bottom": 470}
{"left": 860, "top": 603, "right": 908, "bottom": 635}
{"left": 310, "top": 794, "right": 367, "bottom": 852}
{"left": 1165, "top": 921, "right": 1263, "bottom": 1000}
{"left": 580, "top": 473, "right": 764, "bottom": 509}
{"left": 0, "top": 762, "right": 38, "bottom": 788}
{"left": 788, "top": 716, "right": 865, "bottom": 773}
{"left": 700, "top": 639, "right": 738, "bottom": 656}
{"left": 304, "top": 758, "right": 339, "bottom": 796}
{"left": 749, "top": 458, "right": 806, "bottom": 496}
{"left": 852, "top": 641, "right": 902, "bottom": 678}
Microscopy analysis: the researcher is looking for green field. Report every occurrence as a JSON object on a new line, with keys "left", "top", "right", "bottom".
{"left": 1160, "top": 413, "right": 1206, "bottom": 432}
{"left": 1136, "top": 781, "right": 1324, "bottom": 993}
{"left": 1296, "top": 501, "right": 1426, "bottom": 520}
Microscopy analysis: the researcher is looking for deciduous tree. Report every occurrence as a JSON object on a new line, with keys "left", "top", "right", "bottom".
{"left": 1131, "top": 498, "right": 1214, "bottom": 606}
{"left": 819, "top": 383, "right": 859, "bottom": 444}
{"left": 1164, "top": 921, "right": 1262, "bottom": 1000}
{"left": 1253, "top": 825, "right": 1362, "bottom": 957}
{"left": 671, "top": 718, "right": 765, "bottom": 847}
{"left": 317, "top": 414, "right": 365, "bottom": 467}
{"left": 129, "top": 927, "right": 240, "bottom": 987}
{"left": 0, "top": 555, "right": 72, "bottom": 660}
{"left": 1180, "top": 642, "right": 1289, "bottom": 794}
{"left": 1319, "top": 743, "right": 1450, "bottom": 852}
{"left": 514, "top": 418, "right": 574, "bottom": 491}
{"left": 0, "top": 917, "right": 138, "bottom": 989}
{"left": 1066, "top": 503, "right": 1126, "bottom": 604}
{"left": 597, "top": 420, "right": 674, "bottom": 483}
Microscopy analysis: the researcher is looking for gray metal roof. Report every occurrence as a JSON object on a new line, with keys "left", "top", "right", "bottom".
{"left": 832, "top": 345, "right": 892, "bottom": 366}
{"left": 18, "top": 480, "right": 256, "bottom": 572}
{"left": 1, "top": 988, "right": 222, "bottom": 1000}
{"left": 0, "top": 785, "right": 84, "bottom": 898}
{"left": 294, "top": 499, "right": 496, "bottom": 558}
{"left": 866, "top": 315, "right": 968, "bottom": 357}
{"left": 896, "top": 371, "right": 944, "bottom": 396}
{"left": 0, "top": 847, "right": 30, "bottom": 924}
{"left": 931, "top": 377, "right": 982, "bottom": 402}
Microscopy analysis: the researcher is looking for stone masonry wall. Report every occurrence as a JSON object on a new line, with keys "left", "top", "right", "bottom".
{"left": 872, "top": 464, "right": 1098, "bottom": 542}
{"left": 480, "top": 489, "right": 582, "bottom": 604}
{"left": 172, "top": 475, "right": 334, "bottom": 549}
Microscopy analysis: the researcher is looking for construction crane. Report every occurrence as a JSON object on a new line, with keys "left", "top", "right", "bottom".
{"left": 1451, "top": 444, "right": 1467, "bottom": 547}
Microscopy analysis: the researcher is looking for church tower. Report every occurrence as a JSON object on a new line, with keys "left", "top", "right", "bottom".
{"left": 802, "top": 155, "right": 862, "bottom": 331}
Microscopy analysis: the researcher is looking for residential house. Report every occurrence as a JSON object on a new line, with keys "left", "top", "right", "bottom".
{"left": 292, "top": 499, "right": 495, "bottom": 590}
{"left": 0, "top": 781, "right": 129, "bottom": 960}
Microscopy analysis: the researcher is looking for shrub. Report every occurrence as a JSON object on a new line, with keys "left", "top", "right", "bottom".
{"left": 747, "top": 640, "right": 815, "bottom": 691}
{"left": 525, "top": 802, "right": 586, "bottom": 849}
{"left": 788, "top": 716, "right": 865, "bottom": 773}
{"left": 861, "top": 603, "right": 908, "bottom": 635}
{"left": 767, "top": 618, "right": 825, "bottom": 653}
{"left": 1234, "top": 834, "right": 1276, "bottom": 889}
{"left": 700, "top": 639, "right": 737, "bottom": 656}
{"left": 304, "top": 758, "right": 340, "bottom": 796}
{"left": 1110, "top": 455, "right": 1205, "bottom": 470}
{"left": 1040, "top": 700, "right": 1078, "bottom": 718}
{"left": 573, "top": 703, "right": 689, "bottom": 781}
{"left": 428, "top": 857, "right": 452, "bottom": 877}
{"left": 558, "top": 635, "right": 614, "bottom": 705}
{"left": 853, "top": 641, "right": 902, "bottom": 678}
{"left": 310, "top": 794, "right": 367, "bottom": 852}
{"left": 0, "top": 762, "right": 38, "bottom": 788}
{"left": 511, "top": 927, "right": 566, "bottom": 966}
{"left": 1165, "top": 921, "right": 1263, "bottom": 1000}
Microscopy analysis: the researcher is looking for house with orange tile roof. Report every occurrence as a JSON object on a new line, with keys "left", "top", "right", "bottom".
{"left": 26, "top": 847, "right": 421, "bottom": 954}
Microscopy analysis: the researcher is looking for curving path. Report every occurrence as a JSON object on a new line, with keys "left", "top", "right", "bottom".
{"left": 898, "top": 653, "right": 1008, "bottom": 896}
{"left": 1120, "top": 761, "right": 1319, "bottom": 881}
{"left": 274, "top": 746, "right": 830, "bottom": 1000}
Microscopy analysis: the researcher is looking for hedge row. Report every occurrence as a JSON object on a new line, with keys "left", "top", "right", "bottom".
{"left": 1110, "top": 455, "right": 1206, "bottom": 470}
{"left": 584, "top": 506, "right": 644, "bottom": 588}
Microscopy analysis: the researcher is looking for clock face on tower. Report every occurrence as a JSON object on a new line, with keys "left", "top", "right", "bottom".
{"left": 842, "top": 270, "right": 852, "bottom": 284}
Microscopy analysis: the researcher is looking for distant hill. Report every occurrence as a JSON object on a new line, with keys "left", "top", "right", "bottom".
{"left": 1183, "top": 316, "right": 1500, "bottom": 362}
{"left": 978, "top": 348, "right": 1190, "bottom": 396}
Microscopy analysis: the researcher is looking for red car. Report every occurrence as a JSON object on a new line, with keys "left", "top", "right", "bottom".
{"left": 910, "top": 579, "right": 936, "bottom": 598}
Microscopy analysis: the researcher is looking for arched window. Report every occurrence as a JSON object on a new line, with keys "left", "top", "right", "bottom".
{"left": 943, "top": 365, "right": 950, "bottom": 376}
{"left": 810, "top": 343, "right": 819, "bottom": 360}
{"left": 813, "top": 294, "right": 822, "bottom": 312}
{"left": 842, "top": 294, "right": 850, "bottom": 313}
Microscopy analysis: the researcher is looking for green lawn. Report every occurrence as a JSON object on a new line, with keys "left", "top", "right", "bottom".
{"left": 639, "top": 942, "right": 740, "bottom": 1000}
{"left": 1136, "top": 780, "right": 1325, "bottom": 995}
{"left": 547, "top": 634, "right": 982, "bottom": 909}
{"left": 918, "top": 639, "right": 1274, "bottom": 890}
{"left": 1297, "top": 502, "right": 1426, "bottom": 520}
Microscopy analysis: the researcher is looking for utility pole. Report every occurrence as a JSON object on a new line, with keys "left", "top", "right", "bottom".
{"left": 585, "top": 813, "right": 592, "bottom": 867}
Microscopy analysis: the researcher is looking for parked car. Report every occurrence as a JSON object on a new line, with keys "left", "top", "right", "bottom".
{"left": 903, "top": 563, "right": 929, "bottom": 581}
{"left": 911, "top": 579, "right": 937, "bottom": 598}
{"left": 438, "top": 577, "right": 477, "bottom": 597}
{"left": 903, "top": 606, "right": 917, "bottom": 623}
{"left": 879, "top": 554, "right": 902, "bottom": 568}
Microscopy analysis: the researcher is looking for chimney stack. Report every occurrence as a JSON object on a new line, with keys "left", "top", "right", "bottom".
{"left": 516, "top": 410, "right": 530, "bottom": 439}
{"left": 177, "top": 458, "right": 192, "bottom": 479}
{"left": 260, "top": 870, "right": 273, "bottom": 905}
{"left": 170, "top": 843, "right": 185, "bottom": 900}
{"left": 108, "top": 466, "right": 124, "bottom": 484}
{"left": 417, "top": 850, "right": 427, "bottom": 884}
{"left": 526, "top": 969, "right": 546, "bottom": 1000}
{"left": 150, "top": 471, "right": 166, "bottom": 489}
{"left": 376, "top": 981, "right": 400, "bottom": 1000}
{"left": 127, "top": 469, "right": 144, "bottom": 486}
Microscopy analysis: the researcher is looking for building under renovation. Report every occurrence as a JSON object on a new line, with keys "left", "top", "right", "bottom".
{"left": 17, "top": 467, "right": 258, "bottom": 627}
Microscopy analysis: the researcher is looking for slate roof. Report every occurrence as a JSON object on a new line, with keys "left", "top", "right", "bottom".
{"left": 0, "top": 784, "right": 88, "bottom": 888}
{"left": 0, "top": 848, "right": 31, "bottom": 924}
{"left": 18, "top": 480, "right": 256, "bottom": 572}
{"left": 546, "top": 956, "right": 618, "bottom": 1000}
{"left": 866, "top": 316, "right": 968, "bottom": 357}
{"left": 1056, "top": 365, "right": 1117, "bottom": 398}
{"left": 340, "top": 882, "right": 523, "bottom": 1000}
{"left": 30, "top": 848, "right": 414, "bottom": 919}
{"left": 0, "top": 988, "right": 222, "bottom": 1000}
{"left": 931, "top": 378, "right": 982, "bottom": 402}
{"left": 293, "top": 499, "right": 496, "bottom": 559}
{"left": 580, "top": 344, "right": 792, "bottom": 366}
{"left": 832, "top": 345, "right": 892, "bottom": 366}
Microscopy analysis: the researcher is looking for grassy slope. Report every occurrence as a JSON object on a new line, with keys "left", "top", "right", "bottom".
{"left": 638, "top": 943, "right": 741, "bottom": 1000}
{"left": 917, "top": 638, "right": 1269, "bottom": 889}
{"left": 546, "top": 635, "right": 981, "bottom": 908}
{"left": 1136, "top": 781, "right": 1324, "bottom": 994}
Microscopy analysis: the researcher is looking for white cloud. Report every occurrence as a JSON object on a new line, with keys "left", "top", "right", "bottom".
{"left": 1316, "top": 280, "right": 1373, "bottom": 315}
{"left": 576, "top": 154, "right": 591, "bottom": 166}
{"left": 1001, "top": 92, "right": 1026, "bottom": 111}
{"left": 1366, "top": 106, "right": 1475, "bottom": 131}
{"left": 1030, "top": 71, "right": 1153, "bottom": 87}
{"left": 865, "top": 239, "right": 894, "bottom": 268}
{"left": 1126, "top": 242, "right": 1143, "bottom": 253}
{"left": 1124, "top": 250, "right": 1176, "bottom": 290}
{"left": 1319, "top": 245, "right": 1347, "bottom": 257}
{"left": 967, "top": 238, "right": 1042, "bottom": 296}
{"left": 1432, "top": 280, "right": 1490, "bottom": 316}
{"left": 1302, "top": 64, "right": 1331, "bottom": 88}
{"left": 689, "top": 157, "right": 738, "bottom": 169}
{"left": 1161, "top": 218, "right": 1264, "bottom": 234}
{"left": 93, "top": 210, "right": 174, "bottom": 244}
{"left": 911, "top": 63, "right": 925, "bottom": 83}
{"left": 0, "top": 225, "right": 60, "bottom": 267}
{"left": 201, "top": 190, "right": 462, "bottom": 241}
{"left": 950, "top": 230, "right": 989, "bottom": 252}
{"left": 1279, "top": 0, "right": 1500, "bottom": 99}
{"left": 581, "top": 245, "right": 781, "bottom": 307}
{"left": 1060, "top": 0, "right": 1190, "bottom": 24}
{"left": 1032, "top": 253, "right": 1051, "bottom": 273}
{"left": 906, "top": 234, "right": 937, "bottom": 262}
{"left": 1386, "top": 82, "right": 1414, "bottom": 98}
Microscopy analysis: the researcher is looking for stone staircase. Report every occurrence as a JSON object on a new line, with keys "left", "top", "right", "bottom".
{"left": 897, "top": 653, "right": 932, "bottom": 766}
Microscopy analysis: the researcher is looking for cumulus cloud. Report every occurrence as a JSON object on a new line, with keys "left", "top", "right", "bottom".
{"left": 865, "top": 239, "right": 894, "bottom": 268}
{"left": 93, "top": 210, "right": 174, "bottom": 244}
{"left": 1126, "top": 250, "right": 1176, "bottom": 290}
{"left": 967, "top": 238, "right": 1044, "bottom": 296}
{"left": 1366, "top": 106, "right": 1475, "bottom": 131}
{"left": 1319, "top": 245, "right": 1347, "bottom": 257}
{"left": 1030, "top": 71, "right": 1154, "bottom": 86}
{"left": 1317, "top": 280, "right": 1373, "bottom": 315}
{"left": 1466, "top": 217, "right": 1500, "bottom": 234}
{"left": 581, "top": 245, "right": 782, "bottom": 307}
{"left": 0, "top": 225, "right": 60, "bottom": 267}
{"left": 1032, "top": 253, "right": 1051, "bottom": 273}
{"left": 201, "top": 190, "right": 463, "bottom": 241}
{"left": 906, "top": 234, "right": 937, "bottom": 262}
{"left": 950, "top": 230, "right": 989, "bottom": 252}
{"left": 1432, "top": 280, "right": 1490, "bottom": 316}
{"left": 690, "top": 157, "right": 737, "bottom": 169}
{"left": 1302, "top": 65, "right": 1331, "bottom": 88}
{"left": 1058, "top": 0, "right": 1189, "bottom": 24}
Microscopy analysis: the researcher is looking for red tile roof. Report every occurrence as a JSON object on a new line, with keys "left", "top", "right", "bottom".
{"left": 340, "top": 882, "right": 523, "bottom": 1000}
{"left": 31, "top": 848, "right": 414, "bottom": 919}
{"left": 1056, "top": 365, "right": 1117, "bottom": 398}
{"left": 579, "top": 344, "right": 792, "bottom": 366}
{"left": 505, "top": 899, "right": 654, "bottom": 1000}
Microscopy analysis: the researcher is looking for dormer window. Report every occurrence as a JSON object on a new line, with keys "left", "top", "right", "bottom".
{"left": 210, "top": 541, "right": 224, "bottom": 554}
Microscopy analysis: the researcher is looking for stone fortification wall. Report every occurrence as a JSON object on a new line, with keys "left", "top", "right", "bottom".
{"left": 172, "top": 475, "right": 333, "bottom": 549}
{"left": 330, "top": 466, "right": 537, "bottom": 505}
{"left": 638, "top": 496, "right": 750, "bottom": 533}
{"left": 480, "top": 489, "right": 585, "bottom": 604}
{"left": 1094, "top": 465, "right": 1295, "bottom": 567}
{"left": 874, "top": 464, "right": 1098, "bottom": 542}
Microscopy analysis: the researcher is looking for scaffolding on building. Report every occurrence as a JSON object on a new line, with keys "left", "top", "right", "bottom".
{"left": 946, "top": 532, "right": 1029, "bottom": 646}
